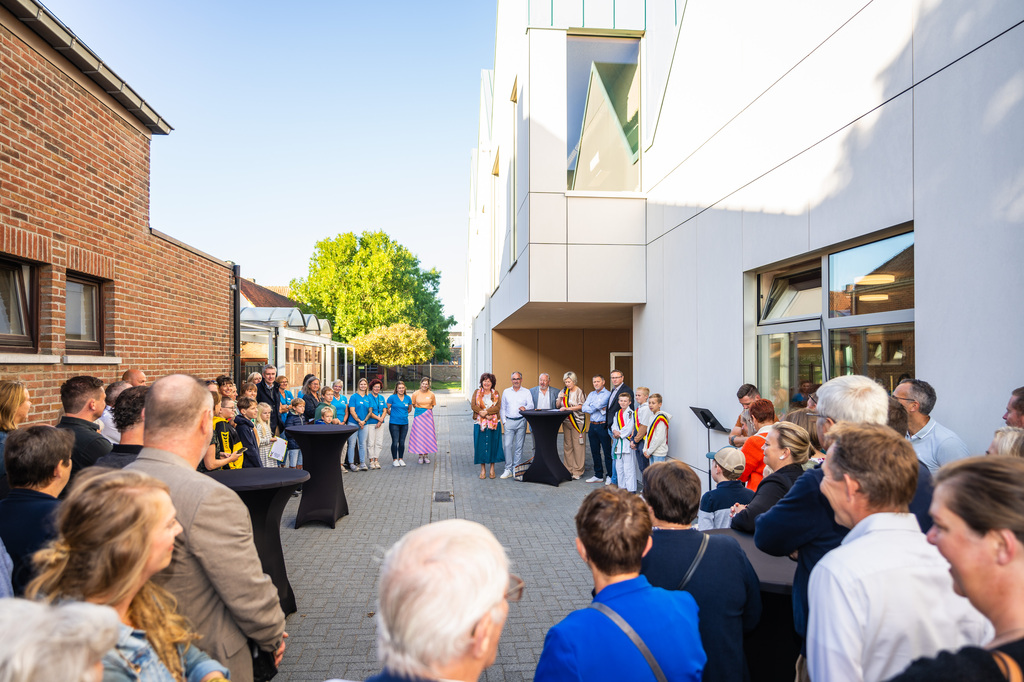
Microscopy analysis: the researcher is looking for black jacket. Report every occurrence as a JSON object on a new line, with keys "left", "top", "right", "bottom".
{"left": 233, "top": 416, "right": 263, "bottom": 468}
{"left": 0, "top": 488, "right": 60, "bottom": 595}
{"left": 56, "top": 416, "right": 112, "bottom": 485}
{"left": 731, "top": 462, "right": 808, "bottom": 533}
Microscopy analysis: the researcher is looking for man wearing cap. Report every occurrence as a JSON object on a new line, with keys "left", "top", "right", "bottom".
{"left": 697, "top": 447, "right": 754, "bottom": 530}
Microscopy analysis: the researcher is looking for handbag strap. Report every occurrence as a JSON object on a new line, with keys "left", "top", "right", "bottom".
{"left": 677, "top": 532, "right": 710, "bottom": 591}
{"left": 992, "top": 650, "right": 1024, "bottom": 682}
{"left": 588, "top": 602, "right": 667, "bottom": 682}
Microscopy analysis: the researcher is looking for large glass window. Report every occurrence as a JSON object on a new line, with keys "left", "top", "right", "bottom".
{"left": 66, "top": 276, "right": 101, "bottom": 350}
{"left": 567, "top": 36, "right": 640, "bottom": 191}
{"left": 0, "top": 259, "right": 33, "bottom": 349}
{"left": 755, "top": 231, "right": 914, "bottom": 399}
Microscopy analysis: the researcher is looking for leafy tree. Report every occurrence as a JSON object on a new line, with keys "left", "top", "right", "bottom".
{"left": 290, "top": 231, "right": 456, "bottom": 361}
{"left": 352, "top": 324, "right": 434, "bottom": 366}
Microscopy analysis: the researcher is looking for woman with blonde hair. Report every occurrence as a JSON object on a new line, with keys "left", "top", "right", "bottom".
{"left": 731, "top": 421, "right": 816, "bottom": 533}
{"left": 987, "top": 426, "right": 1024, "bottom": 458}
{"left": 0, "top": 379, "right": 31, "bottom": 475}
{"left": 558, "top": 371, "right": 586, "bottom": 479}
{"left": 27, "top": 468, "right": 229, "bottom": 682}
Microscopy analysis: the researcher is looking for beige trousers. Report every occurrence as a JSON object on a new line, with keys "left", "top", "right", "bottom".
{"left": 562, "top": 424, "right": 586, "bottom": 477}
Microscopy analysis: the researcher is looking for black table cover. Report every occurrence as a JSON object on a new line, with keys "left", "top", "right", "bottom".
{"left": 521, "top": 410, "right": 572, "bottom": 486}
{"left": 707, "top": 528, "right": 799, "bottom": 682}
{"left": 206, "top": 467, "right": 309, "bottom": 615}
{"left": 285, "top": 424, "right": 357, "bottom": 529}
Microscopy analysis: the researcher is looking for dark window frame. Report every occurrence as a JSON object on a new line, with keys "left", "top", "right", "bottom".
{"left": 65, "top": 273, "right": 105, "bottom": 354}
{"left": 0, "top": 256, "right": 38, "bottom": 353}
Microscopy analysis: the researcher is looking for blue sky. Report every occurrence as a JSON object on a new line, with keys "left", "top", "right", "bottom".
{"left": 40, "top": 0, "right": 497, "bottom": 325}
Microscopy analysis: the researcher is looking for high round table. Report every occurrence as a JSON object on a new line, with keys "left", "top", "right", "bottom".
{"left": 707, "top": 528, "right": 799, "bottom": 682}
{"left": 521, "top": 409, "right": 572, "bottom": 486}
{"left": 206, "top": 467, "right": 309, "bottom": 615}
{"left": 285, "top": 424, "right": 358, "bottom": 528}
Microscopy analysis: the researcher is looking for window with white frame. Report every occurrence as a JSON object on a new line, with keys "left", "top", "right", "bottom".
{"left": 66, "top": 274, "right": 103, "bottom": 352}
{"left": 756, "top": 230, "right": 915, "bottom": 413}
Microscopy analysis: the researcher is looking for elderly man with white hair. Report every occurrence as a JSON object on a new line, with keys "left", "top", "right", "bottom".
{"left": 354, "top": 519, "right": 520, "bottom": 682}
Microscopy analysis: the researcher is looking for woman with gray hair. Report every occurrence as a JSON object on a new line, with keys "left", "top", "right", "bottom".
{"left": 362, "top": 519, "right": 521, "bottom": 682}
{"left": 0, "top": 598, "right": 119, "bottom": 682}
{"left": 558, "top": 371, "right": 586, "bottom": 479}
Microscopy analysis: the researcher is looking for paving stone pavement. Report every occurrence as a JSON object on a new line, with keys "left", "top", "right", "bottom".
{"left": 275, "top": 390, "right": 604, "bottom": 682}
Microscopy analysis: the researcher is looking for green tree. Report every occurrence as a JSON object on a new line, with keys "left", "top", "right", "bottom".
{"left": 290, "top": 231, "right": 456, "bottom": 361}
{"left": 352, "top": 324, "right": 434, "bottom": 366}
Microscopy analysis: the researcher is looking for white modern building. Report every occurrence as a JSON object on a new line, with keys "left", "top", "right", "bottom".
{"left": 465, "top": 0, "right": 1024, "bottom": 480}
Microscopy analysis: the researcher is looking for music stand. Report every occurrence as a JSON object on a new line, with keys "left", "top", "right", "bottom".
{"left": 689, "top": 407, "right": 730, "bottom": 487}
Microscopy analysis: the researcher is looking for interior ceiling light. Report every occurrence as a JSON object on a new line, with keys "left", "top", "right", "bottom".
{"left": 858, "top": 294, "right": 889, "bottom": 302}
{"left": 855, "top": 274, "right": 896, "bottom": 286}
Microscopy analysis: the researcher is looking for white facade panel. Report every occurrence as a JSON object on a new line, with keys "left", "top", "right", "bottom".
{"left": 528, "top": 29, "right": 568, "bottom": 194}
{"left": 808, "top": 93, "right": 914, "bottom": 251}
{"left": 566, "top": 196, "right": 645, "bottom": 245}
{"left": 529, "top": 192, "right": 567, "bottom": 243}
{"left": 912, "top": 0, "right": 1024, "bottom": 82}
{"left": 584, "top": 0, "right": 615, "bottom": 29}
{"left": 529, "top": 243, "right": 568, "bottom": 302}
{"left": 914, "top": 24, "right": 1024, "bottom": 452}
{"left": 514, "top": 193, "right": 530, "bottom": 261}
{"left": 552, "top": 2, "right": 583, "bottom": 29}
{"left": 566, "top": 244, "right": 645, "bottom": 302}
{"left": 614, "top": 0, "right": 646, "bottom": 30}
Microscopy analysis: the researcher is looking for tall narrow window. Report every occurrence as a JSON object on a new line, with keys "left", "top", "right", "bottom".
{"left": 0, "top": 259, "right": 34, "bottom": 350}
{"left": 66, "top": 275, "right": 102, "bottom": 351}
{"left": 567, "top": 36, "right": 641, "bottom": 191}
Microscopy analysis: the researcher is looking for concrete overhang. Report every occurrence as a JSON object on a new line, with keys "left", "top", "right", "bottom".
{"left": 493, "top": 302, "right": 633, "bottom": 330}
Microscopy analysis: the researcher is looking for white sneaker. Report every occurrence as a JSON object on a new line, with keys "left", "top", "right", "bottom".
{"left": 500, "top": 470, "right": 512, "bottom": 479}
{"left": 585, "top": 476, "right": 602, "bottom": 483}
{"left": 399, "top": 459, "right": 407, "bottom": 467}
{"left": 392, "top": 459, "right": 400, "bottom": 467}
{"left": 605, "top": 477, "right": 612, "bottom": 485}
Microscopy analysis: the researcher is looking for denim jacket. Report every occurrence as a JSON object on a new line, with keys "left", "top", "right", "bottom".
{"left": 102, "top": 622, "right": 230, "bottom": 682}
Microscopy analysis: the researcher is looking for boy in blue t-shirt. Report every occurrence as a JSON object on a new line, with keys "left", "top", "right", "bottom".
{"left": 697, "top": 447, "right": 754, "bottom": 530}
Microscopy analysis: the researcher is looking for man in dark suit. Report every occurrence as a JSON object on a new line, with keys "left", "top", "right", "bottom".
{"left": 55, "top": 375, "right": 111, "bottom": 486}
{"left": 606, "top": 369, "right": 633, "bottom": 426}
{"left": 128, "top": 374, "right": 286, "bottom": 682}
{"left": 0, "top": 425, "right": 73, "bottom": 594}
{"left": 255, "top": 363, "right": 281, "bottom": 434}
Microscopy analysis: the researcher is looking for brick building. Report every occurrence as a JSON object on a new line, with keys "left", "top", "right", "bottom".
{"left": 0, "top": 1, "right": 235, "bottom": 424}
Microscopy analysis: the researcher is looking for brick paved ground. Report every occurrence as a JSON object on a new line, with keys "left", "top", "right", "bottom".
{"left": 276, "top": 390, "right": 603, "bottom": 682}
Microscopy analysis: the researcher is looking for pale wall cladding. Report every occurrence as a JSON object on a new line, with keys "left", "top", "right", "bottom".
{"left": 0, "top": 17, "right": 233, "bottom": 425}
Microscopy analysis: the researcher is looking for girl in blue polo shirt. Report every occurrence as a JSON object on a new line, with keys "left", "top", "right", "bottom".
{"left": 346, "top": 378, "right": 371, "bottom": 472}
{"left": 364, "top": 379, "right": 388, "bottom": 469}
{"left": 386, "top": 381, "right": 413, "bottom": 466}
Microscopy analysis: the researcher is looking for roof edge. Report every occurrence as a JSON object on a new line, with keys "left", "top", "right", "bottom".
{"left": 0, "top": 0, "right": 172, "bottom": 135}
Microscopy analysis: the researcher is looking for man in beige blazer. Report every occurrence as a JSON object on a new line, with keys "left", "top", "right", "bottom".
{"left": 128, "top": 374, "right": 286, "bottom": 682}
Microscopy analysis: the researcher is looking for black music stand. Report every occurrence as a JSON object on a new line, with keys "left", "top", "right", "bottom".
{"left": 689, "top": 406, "right": 730, "bottom": 487}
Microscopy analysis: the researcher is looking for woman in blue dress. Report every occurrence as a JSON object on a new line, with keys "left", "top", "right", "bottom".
{"left": 386, "top": 381, "right": 413, "bottom": 466}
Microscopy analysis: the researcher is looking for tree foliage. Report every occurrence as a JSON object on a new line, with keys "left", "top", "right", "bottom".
{"left": 352, "top": 324, "right": 434, "bottom": 366}
{"left": 290, "top": 231, "right": 456, "bottom": 361}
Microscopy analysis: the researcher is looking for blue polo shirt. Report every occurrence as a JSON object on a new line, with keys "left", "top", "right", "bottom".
{"left": 386, "top": 394, "right": 412, "bottom": 425}
{"left": 366, "top": 393, "right": 387, "bottom": 424}
{"left": 349, "top": 393, "right": 372, "bottom": 422}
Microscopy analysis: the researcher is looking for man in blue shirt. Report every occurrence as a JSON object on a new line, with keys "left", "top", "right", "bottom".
{"left": 582, "top": 375, "right": 612, "bottom": 484}
{"left": 894, "top": 378, "right": 970, "bottom": 474}
{"left": 535, "top": 487, "right": 705, "bottom": 681}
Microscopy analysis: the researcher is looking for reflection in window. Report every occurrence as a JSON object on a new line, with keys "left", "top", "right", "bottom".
{"left": 759, "top": 266, "right": 821, "bottom": 322}
{"left": 829, "top": 232, "right": 914, "bottom": 317}
{"left": 830, "top": 324, "right": 915, "bottom": 393}
{"left": 567, "top": 36, "right": 640, "bottom": 191}
{"left": 66, "top": 278, "right": 98, "bottom": 344}
{"left": 0, "top": 262, "right": 29, "bottom": 339}
{"left": 757, "top": 331, "right": 824, "bottom": 414}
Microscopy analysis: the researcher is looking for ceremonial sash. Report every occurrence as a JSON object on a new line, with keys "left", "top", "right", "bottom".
{"left": 616, "top": 409, "right": 627, "bottom": 432}
{"left": 645, "top": 414, "right": 669, "bottom": 447}
{"left": 563, "top": 392, "right": 584, "bottom": 433}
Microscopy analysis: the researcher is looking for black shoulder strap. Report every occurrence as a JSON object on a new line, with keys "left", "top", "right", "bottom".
{"left": 588, "top": 602, "right": 667, "bottom": 682}
{"left": 677, "top": 532, "right": 710, "bottom": 591}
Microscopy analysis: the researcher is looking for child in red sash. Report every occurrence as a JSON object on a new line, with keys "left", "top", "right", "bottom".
{"left": 644, "top": 393, "right": 671, "bottom": 463}
{"left": 611, "top": 393, "right": 637, "bottom": 491}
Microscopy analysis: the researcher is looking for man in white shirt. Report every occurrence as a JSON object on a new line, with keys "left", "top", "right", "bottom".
{"left": 893, "top": 378, "right": 970, "bottom": 475}
{"left": 529, "top": 374, "right": 558, "bottom": 410}
{"left": 809, "top": 422, "right": 991, "bottom": 682}
{"left": 98, "top": 380, "right": 130, "bottom": 444}
{"left": 500, "top": 372, "right": 534, "bottom": 480}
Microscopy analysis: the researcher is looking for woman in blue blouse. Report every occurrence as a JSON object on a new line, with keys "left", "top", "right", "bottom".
{"left": 346, "top": 378, "right": 372, "bottom": 472}
{"left": 273, "top": 375, "right": 293, "bottom": 435}
{"left": 364, "top": 379, "right": 388, "bottom": 470}
{"left": 386, "top": 381, "right": 413, "bottom": 467}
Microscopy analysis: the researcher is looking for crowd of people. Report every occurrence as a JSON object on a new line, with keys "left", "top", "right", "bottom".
{"left": 1, "top": 366, "right": 1023, "bottom": 682}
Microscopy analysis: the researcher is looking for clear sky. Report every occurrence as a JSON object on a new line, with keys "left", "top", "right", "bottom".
{"left": 40, "top": 0, "right": 497, "bottom": 325}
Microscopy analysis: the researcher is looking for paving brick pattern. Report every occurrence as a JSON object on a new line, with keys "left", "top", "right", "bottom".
{"left": 276, "top": 390, "right": 603, "bottom": 682}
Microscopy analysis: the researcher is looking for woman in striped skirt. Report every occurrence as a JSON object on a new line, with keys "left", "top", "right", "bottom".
{"left": 408, "top": 377, "right": 438, "bottom": 464}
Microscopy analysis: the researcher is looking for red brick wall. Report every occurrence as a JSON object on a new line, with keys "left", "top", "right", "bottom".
{"left": 0, "top": 19, "right": 233, "bottom": 425}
